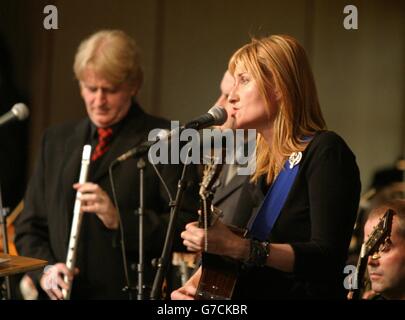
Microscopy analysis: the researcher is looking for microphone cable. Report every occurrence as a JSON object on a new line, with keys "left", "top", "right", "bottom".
{"left": 108, "top": 160, "right": 134, "bottom": 300}
{"left": 150, "top": 161, "right": 173, "bottom": 203}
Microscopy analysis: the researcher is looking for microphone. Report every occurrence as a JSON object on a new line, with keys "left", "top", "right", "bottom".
{"left": 116, "top": 106, "right": 227, "bottom": 162}
{"left": 0, "top": 103, "right": 29, "bottom": 127}
{"left": 184, "top": 105, "right": 227, "bottom": 129}
{"left": 116, "top": 129, "right": 169, "bottom": 162}
{"left": 151, "top": 105, "right": 228, "bottom": 144}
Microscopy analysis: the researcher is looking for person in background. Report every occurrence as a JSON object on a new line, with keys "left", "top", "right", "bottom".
{"left": 212, "top": 70, "right": 260, "bottom": 229}
{"left": 15, "top": 29, "right": 198, "bottom": 300}
{"left": 363, "top": 200, "right": 405, "bottom": 300}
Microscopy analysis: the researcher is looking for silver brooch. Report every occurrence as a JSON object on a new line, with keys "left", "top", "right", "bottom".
{"left": 288, "top": 151, "right": 302, "bottom": 169}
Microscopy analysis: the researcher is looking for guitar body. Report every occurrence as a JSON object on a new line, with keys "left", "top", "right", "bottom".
{"left": 195, "top": 156, "right": 245, "bottom": 300}
{"left": 195, "top": 253, "right": 239, "bottom": 300}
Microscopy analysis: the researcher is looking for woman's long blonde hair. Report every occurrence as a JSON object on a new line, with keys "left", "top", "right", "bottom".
{"left": 229, "top": 35, "right": 326, "bottom": 184}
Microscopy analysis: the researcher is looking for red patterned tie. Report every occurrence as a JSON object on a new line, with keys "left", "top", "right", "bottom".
{"left": 91, "top": 127, "right": 113, "bottom": 162}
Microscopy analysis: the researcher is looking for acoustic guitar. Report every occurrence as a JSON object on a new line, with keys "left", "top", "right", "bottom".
{"left": 195, "top": 159, "right": 243, "bottom": 300}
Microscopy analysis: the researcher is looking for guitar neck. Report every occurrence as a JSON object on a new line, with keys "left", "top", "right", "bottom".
{"left": 198, "top": 198, "right": 210, "bottom": 228}
{"left": 350, "top": 254, "right": 368, "bottom": 299}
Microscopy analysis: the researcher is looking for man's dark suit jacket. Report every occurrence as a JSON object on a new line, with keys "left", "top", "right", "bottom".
{"left": 212, "top": 164, "right": 262, "bottom": 229}
{"left": 14, "top": 104, "right": 199, "bottom": 299}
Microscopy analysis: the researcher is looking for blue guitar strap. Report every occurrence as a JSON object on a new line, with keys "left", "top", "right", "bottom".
{"left": 248, "top": 152, "right": 302, "bottom": 241}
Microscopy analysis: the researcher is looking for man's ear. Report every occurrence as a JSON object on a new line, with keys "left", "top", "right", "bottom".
{"left": 79, "top": 82, "right": 85, "bottom": 98}
{"left": 130, "top": 84, "right": 139, "bottom": 97}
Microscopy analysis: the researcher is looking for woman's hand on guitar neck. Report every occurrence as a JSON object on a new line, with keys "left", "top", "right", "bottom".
{"left": 181, "top": 221, "right": 250, "bottom": 261}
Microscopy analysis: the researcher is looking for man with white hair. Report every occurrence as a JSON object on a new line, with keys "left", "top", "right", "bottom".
{"left": 15, "top": 30, "right": 198, "bottom": 300}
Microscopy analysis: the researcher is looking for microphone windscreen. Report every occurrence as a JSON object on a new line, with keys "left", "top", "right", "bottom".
{"left": 208, "top": 105, "right": 227, "bottom": 126}
{"left": 11, "top": 103, "right": 30, "bottom": 121}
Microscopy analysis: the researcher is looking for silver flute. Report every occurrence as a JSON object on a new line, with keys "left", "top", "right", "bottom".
{"left": 62, "top": 145, "right": 91, "bottom": 300}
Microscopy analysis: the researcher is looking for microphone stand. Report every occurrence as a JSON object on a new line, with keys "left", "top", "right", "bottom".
{"left": 150, "top": 149, "right": 191, "bottom": 300}
{"left": 0, "top": 182, "right": 12, "bottom": 300}
{"left": 136, "top": 158, "right": 146, "bottom": 300}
